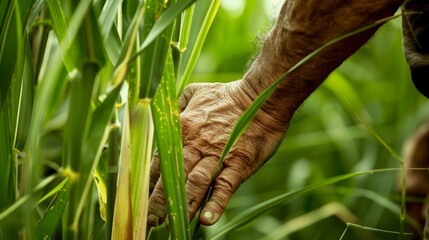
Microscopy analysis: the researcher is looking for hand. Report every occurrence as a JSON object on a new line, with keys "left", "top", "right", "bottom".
{"left": 147, "top": 0, "right": 403, "bottom": 227}
{"left": 147, "top": 81, "right": 290, "bottom": 226}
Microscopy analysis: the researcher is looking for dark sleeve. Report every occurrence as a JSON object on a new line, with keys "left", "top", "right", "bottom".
{"left": 402, "top": 0, "right": 429, "bottom": 98}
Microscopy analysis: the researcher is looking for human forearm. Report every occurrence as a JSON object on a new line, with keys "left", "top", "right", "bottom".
{"left": 239, "top": 0, "right": 403, "bottom": 124}
{"left": 148, "top": 0, "right": 405, "bottom": 226}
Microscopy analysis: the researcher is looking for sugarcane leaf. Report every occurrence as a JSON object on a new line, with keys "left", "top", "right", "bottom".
{"left": 129, "top": 100, "right": 153, "bottom": 238}
{"left": 14, "top": 36, "right": 35, "bottom": 150}
{"left": 45, "top": 0, "right": 78, "bottom": 70}
{"left": 93, "top": 158, "right": 108, "bottom": 221}
{"left": 152, "top": 51, "right": 190, "bottom": 240}
{"left": 0, "top": 0, "right": 36, "bottom": 106}
{"left": 177, "top": 0, "right": 220, "bottom": 95}
{"left": 99, "top": 0, "right": 123, "bottom": 42}
{"left": 138, "top": 0, "right": 174, "bottom": 99}
{"left": 38, "top": 179, "right": 69, "bottom": 205}
{"left": 0, "top": 174, "right": 58, "bottom": 231}
{"left": 36, "top": 183, "right": 68, "bottom": 240}
{"left": 112, "top": 104, "right": 133, "bottom": 240}
{"left": 133, "top": 0, "right": 199, "bottom": 59}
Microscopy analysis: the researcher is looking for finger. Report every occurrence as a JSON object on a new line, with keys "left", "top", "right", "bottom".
{"left": 199, "top": 167, "right": 243, "bottom": 225}
{"left": 185, "top": 156, "right": 219, "bottom": 221}
{"left": 147, "top": 181, "right": 167, "bottom": 226}
{"left": 183, "top": 145, "right": 202, "bottom": 175}
{"left": 149, "top": 151, "right": 160, "bottom": 195}
{"left": 147, "top": 146, "right": 202, "bottom": 226}
{"left": 178, "top": 83, "right": 199, "bottom": 112}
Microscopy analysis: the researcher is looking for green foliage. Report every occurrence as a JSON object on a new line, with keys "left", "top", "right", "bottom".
{"left": 0, "top": 0, "right": 199, "bottom": 238}
{"left": 0, "top": 0, "right": 426, "bottom": 240}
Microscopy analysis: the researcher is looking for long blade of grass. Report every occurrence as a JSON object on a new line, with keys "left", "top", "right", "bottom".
{"left": 0, "top": 174, "right": 58, "bottom": 228}
{"left": 262, "top": 202, "right": 358, "bottom": 240}
{"left": 339, "top": 223, "right": 414, "bottom": 240}
{"left": 99, "top": 0, "right": 124, "bottom": 41}
{"left": 152, "top": 52, "right": 190, "bottom": 240}
{"left": 13, "top": 37, "right": 35, "bottom": 151}
{"left": 215, "top": 14, "right": 402, "bottom": 177}
{"left": 176, "top": 0, "right": 221, "bottom": 95}
{"left": 207, "top": 168, "right": 401, "bottom": 239}
{"left": 129, "top": 100, "right": 154, "bottom": 239}
{"left": 112, "top": 104, "right": 132, "bottom": 240}
{"left": 111, "top": 0, "right": 145, "bottom": 86}
{"left": 170, "top": 3, "right": 194, "bottom": 77}
{"left": 0, "top": 99, "right": 16, "bottom": 239}
{"left": 45, "top": 0, "right": 80, "bottom": 71}
{"left": 36, "top": 183, "right": 69, "bottom": 240}
{"left": 177, "top": 0, "right": 212, "bottom": 80}
{"left": 337, "top": 186, "right": 420, "bottom": 231}
{"left": 0, "top": 1, "right": 9, "bottom": 28}
{"left": 342, "top": 98, "right": 407, "bottom": 235}
{"left": 178, "top": 5, "right": 195, "bottom": 53}
{"left": 0, "top": 0, "right": 36, "bottom": 106}
{"left": 105, "top": 114, "right": 120, "bottom": 239}
{"left": 38, "top": 179, "right": 69, "bottom": 205}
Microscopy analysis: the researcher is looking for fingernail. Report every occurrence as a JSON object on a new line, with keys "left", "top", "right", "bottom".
{"left": 202, "top": 211, "right": 214, "bottom": 223}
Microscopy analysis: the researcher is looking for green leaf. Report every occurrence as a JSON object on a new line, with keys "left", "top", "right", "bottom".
{"left": 208, "top": 169, "right": 400, "bottom": 239}
{"left": 14, "top": 36, "right": 35, "bottom": 150}
{"left": 152, "top": 51, "right": 190, "bottom": 240}
{"left": 129, "top": 100, "right": 153, "bottom": 238}
{"left": 45, "top": 0, "right": 78, "bottom": 70}
{"left": 93, "top": 158, "right": 108, "bottom": 221}
{"left": 177, "top": 0, "right": 221, "bottom": 95}
{"left": 0, "top": 96, "right": 16, "bottom": 239}
{"left": 36, "top": 183, "right": 68, "bottom": 240}
{"left": 262, "top": 202, "right": 357, "bottom": 240}
{"left": 38, "top": 179, "right": 69, "bottom": 205}
{"left": 0, "top": 174, "right": 58, "bottom": 233}
{"left": 138, "top": 0, "right": 174, "bottom": 98}
{"left": 99, "top": 0, "right": 123, "bottom": 42}
{"left": 132, "top": 0, "right": 198, "bottom": 60}
{"left": 340, "top": 223, "right": 414, "bottom": 240}
{"left": 0, "top": 0, "right": 36, "bottom": 107}
{"left": 46, "top": 0, "right": 106, "bottom": 71}
{"left": 112, "top": 105, "right": 132, "bottom": 240}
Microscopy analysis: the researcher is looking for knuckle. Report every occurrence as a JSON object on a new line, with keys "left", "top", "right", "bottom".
{"left": 187, "top": 169, "right": 212, "bottom": 187}
{"left": 214, "top": 174, "right": 238, "bottom": 196}
{"left": 227, "top": 148, "right": 254, "bottom": 169}
{"left": 150, "top": 190, "right": 165, "bottom": 205}
{"left": 182, "top": 83, "right": 199, "bottom": 98}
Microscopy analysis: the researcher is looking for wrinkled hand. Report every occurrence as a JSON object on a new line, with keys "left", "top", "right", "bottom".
{"left": 147, "top": 81, "right": 290, "bottom": 226}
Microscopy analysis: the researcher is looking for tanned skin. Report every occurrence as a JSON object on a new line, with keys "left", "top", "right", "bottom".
{"left": 147, "top": 0, "right": 404, "bottom": 226}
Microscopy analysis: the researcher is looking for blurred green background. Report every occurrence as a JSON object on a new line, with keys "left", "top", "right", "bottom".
{"left": 188, "top": 1, "right": 429, "bottom": 239}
